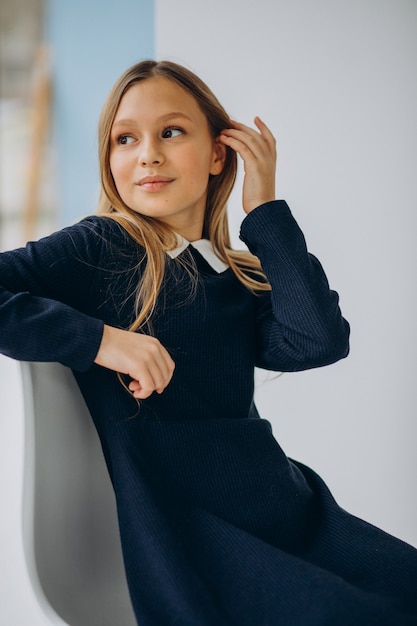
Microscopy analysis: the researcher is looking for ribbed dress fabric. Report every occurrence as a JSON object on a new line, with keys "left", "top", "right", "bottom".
{"left": 0, "top": 201, "right": 416, "bottom": 625}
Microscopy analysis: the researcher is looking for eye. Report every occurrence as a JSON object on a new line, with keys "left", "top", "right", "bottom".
{"left": 161, "top": 127, "right": 184, "bottom": 139}
{"left": 116, "top": 134, "right": 135, "bottom": 145}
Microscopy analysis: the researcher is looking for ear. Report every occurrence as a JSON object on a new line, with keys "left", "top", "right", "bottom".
{"left": 210, "top": 138, "right": 226, "bottom": 175}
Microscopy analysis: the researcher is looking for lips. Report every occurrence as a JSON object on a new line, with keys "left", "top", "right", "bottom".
{"left": 136, "top": 175, "right": 174, "bottom": 192}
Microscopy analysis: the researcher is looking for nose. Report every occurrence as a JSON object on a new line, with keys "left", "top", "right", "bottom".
{"left": 138, "top": 136, "right": 164, "bottom": 166}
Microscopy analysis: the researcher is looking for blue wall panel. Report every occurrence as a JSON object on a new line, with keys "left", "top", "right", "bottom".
{"left": 45, "top": 0, "right": 155, "bottom": 224}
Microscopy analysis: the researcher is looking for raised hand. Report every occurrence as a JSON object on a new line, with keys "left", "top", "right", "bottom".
{"left": 219, "top": 117, "right": 276, "bottom": 214}
{"left": 94, "top": 325, "right": 175, "bottom": 399}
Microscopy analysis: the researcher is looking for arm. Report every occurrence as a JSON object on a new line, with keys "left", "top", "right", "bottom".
{"left": 0, "top": 285, "right": 103, "bottom": 371}
{"left": 240, "top": 201, "right": 350, "bottom": 371}
{"left": 0, "top": 217, "right": 111, "bottom": 371}
{"left": 0, "top": 216, "right": 175, "bottom": 394}
{"left": 220, "top": 118, "right": 349, "bottom": 372}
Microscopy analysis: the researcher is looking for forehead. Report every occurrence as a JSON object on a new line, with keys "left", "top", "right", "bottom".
{"left": 113, "top": 76, "right": 206, "bottom": 124}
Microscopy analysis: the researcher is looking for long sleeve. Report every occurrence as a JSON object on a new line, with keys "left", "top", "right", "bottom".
{"left": 239, "top": 200, "right": 350, "bottom": 372}
{"left": 0, "top": 216, "right": 125, "bottom": 371}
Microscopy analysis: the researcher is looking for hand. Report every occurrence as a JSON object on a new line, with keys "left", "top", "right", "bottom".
{"left": 219, "top": 117, "right": 276, "bottom": 214}
{"left": 94, "top": 325, "right": 175, "bottom": 399}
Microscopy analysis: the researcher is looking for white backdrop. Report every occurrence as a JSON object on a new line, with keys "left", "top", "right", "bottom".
{"left": 156, "top": 0, "right": 417, "bottom": 546}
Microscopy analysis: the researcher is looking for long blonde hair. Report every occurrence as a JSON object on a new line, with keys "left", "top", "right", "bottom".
{"left": 97, "top": 60, "right": 270, "bottom": 332}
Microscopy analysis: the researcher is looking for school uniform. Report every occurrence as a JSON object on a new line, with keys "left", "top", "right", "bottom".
{"left": 1, "top": 200, "right": 416, "bottom": 625}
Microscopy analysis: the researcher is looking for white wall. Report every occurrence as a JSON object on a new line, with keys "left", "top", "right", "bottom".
{"left": 156, "top": 0, "right": 417, "bottom": 546}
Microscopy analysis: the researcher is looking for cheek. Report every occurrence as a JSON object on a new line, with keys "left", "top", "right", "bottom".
{"left": 108, "top": 163, "right": 130, "bottom": 207}
{"left": 109, "top": 153, "right": 129, "bottom": 186}
{"left": 189, "top": 151, "right": 213, "bottom": 181}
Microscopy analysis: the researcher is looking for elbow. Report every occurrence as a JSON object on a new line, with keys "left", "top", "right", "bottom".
{"left": 256, "top": 318, "right": 350, "bottom": 372}
{"left": 316, "top": 338, "right": 350, "bottom": 368}
{"left": 334, "top": 318, "right": 350, "bottom": 361}
{"left": 305, "top": 319, "right": 351, "bottom": 369}
{"left": 286, "top": 318, "right": 351, "bottom": 371}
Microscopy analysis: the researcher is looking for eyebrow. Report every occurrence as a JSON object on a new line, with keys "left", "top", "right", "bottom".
{"left": 112, "top": 112, "right": 193, "bottom": 128}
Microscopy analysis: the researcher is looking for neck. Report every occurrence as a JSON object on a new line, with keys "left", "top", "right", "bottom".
{"left": 160, "top": 217, "right": 204, "bottom": 243}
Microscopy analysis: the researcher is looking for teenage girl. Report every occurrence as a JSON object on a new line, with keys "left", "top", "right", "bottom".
{"left": 1, "top": 60, "right": 417, "bottom": 626}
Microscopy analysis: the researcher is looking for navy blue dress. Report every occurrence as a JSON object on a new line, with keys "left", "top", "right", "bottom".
{"left": 1, "top": 201, "right": 416, "bottom": 625}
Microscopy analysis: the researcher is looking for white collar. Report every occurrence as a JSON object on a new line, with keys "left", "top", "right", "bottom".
{"left": 166, "top": 235, "right": 229, "bottom": 274}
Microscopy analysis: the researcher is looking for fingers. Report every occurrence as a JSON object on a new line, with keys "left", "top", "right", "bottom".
{"left": 127, "top": 336, "right": 175, "bottom": 399}
{"left": 253, "top": 116, "right": 277, "bottom": 155}
{"left": 219, "top": 117, "right": 276, "bottom": 161}
{"left": 219, "top": 116, "right": 277, "bottom": 214}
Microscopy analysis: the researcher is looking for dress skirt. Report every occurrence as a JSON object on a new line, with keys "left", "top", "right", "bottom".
{"left": 106, "top": 416, "right": 417, "bottom": 626}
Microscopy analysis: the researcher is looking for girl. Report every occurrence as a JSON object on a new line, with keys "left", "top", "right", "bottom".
{"left": 1, "top": 60, "right": 417, "bottom": 625}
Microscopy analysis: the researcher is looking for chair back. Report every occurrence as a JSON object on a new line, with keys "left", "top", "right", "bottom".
{"left": 21, "top": 361, "right": 136, "bottom": 626}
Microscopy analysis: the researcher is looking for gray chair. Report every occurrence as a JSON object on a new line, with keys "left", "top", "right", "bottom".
{"left": 21, "top": 361, "right": 136, "bottom": 625}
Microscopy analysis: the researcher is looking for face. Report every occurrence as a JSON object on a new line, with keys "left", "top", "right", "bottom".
{"left": 109, "top": 77, "right": 225, "bottom": 240}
